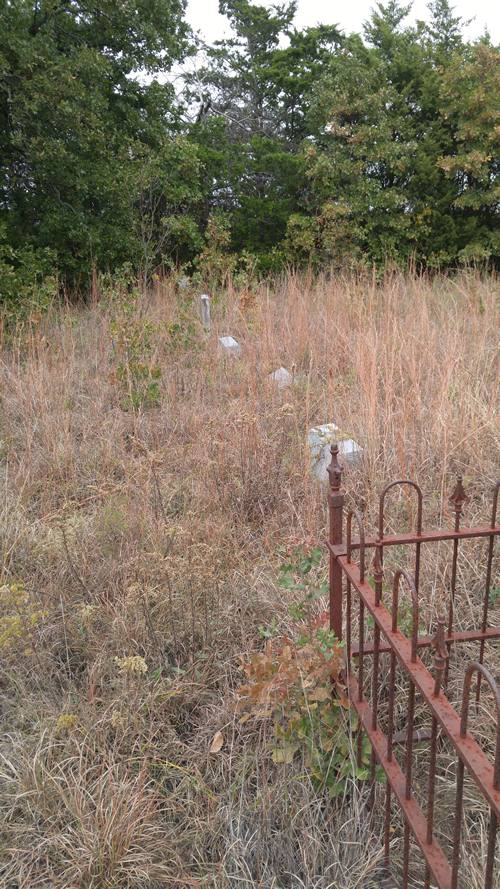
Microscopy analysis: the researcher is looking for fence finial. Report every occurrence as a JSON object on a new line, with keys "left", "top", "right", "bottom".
{"left": 372, "top": 548, "right": 383, "bottom": 582}
{"left": 327, "top": 443, "right": 343, "bottom": 492}
{"left": 449, "top": 475, "right": 468, "bottom": 516}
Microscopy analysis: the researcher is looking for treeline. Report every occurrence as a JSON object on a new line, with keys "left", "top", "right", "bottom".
{"left": 1, "top": 0, "right": 498, "bottom": 306}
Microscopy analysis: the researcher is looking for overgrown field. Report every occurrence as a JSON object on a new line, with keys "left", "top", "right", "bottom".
{"left": 0, "top": 272, "right": 498, "bottom": 888}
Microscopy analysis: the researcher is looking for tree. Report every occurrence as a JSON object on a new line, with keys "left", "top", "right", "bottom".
{"left": 1, "top": 0, "right": 498, "bottom": 293}
{"left": 424, "top": 0, "right": 464, "bottom": 58}
{"left": 299, "top": 0, "right": 497, "bottom": 268}
{"left": 186, "top": 0, "right": 341, "bottom": 267}
{"left": 437, "top": 41, "right": 500, "bottom": 262}
{"left": 189, "top": 1, "right": 298, "bottom": 141}
{"left": 0, "top": 0, "right": 191, "bottom": 290}
{"left": 303, "top": 7, "right": 427, "bottom": 266}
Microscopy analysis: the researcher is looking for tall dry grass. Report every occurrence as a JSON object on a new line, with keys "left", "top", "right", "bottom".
{"left": 0, "top": 271, "right": 498, "bottom": 888}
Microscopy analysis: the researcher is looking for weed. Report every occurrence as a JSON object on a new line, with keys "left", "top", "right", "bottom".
{"left": 109, "top": 284, "right": 162, "bottom": 410}
{"left": 488, "top": 586, "right": 500, "bottom": 607}
{"left": 238, "top": 549, "right": 376, "bottom": 797}
{"left": 56, "top": 713, "right": 78, "bottom": 733}
{"left": 0, "top": 582, "right": 45, "bottom": 657}
{"left": 166, "top": 314, "right": 199, "bottom": 353}
{"left": 115, "top": 655, "right": 148, "bottom": 676}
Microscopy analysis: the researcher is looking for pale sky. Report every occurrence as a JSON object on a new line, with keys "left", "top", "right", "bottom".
{"left": 186, "top": 0, "right": 499, "bottom": 44}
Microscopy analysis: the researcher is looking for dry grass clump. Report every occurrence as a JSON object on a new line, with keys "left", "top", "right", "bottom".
{"left": 0, "top": 270, "right": 498, "bottom": 888}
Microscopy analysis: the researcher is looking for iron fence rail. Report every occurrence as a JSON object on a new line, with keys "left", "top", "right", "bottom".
{"left": 326, "top": 444, "right": 499, "bottom": 889}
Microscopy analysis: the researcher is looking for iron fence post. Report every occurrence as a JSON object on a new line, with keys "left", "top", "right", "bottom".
{"left": 328, "top": 443, "right": 344, "bottom": 641}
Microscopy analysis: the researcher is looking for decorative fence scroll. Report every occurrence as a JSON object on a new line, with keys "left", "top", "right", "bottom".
{"left": 326, "top": 444, "right": 499, "bottom": 889}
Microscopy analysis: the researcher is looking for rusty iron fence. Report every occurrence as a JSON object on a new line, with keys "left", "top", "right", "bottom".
{"left": 326, "top": 444, "right": 499, "bottom": 889}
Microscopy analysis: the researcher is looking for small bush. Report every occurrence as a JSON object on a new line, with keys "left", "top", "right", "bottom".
{"left": 238, "top": 548, "right": 376, "bottom": 797}
{"left": 108, "top": 281, "right": 162, "bottom": 410}
{"left": 0, "top": 225, "right": 58, "bottom": 328}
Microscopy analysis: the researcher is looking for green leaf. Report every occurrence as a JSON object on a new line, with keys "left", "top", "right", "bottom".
{"left": 328, "top": 781, "right": 346, "bottom": 798}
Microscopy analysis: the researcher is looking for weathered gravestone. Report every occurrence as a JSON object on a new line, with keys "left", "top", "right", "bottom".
{"left": 268, "top": 366, "right": 293, "bottom": 389}
{"left": 200, "top": 294, "right": 211, "bottom": 331}
{"left": 307, "top": 423, "right": 363, "bottom": 481}
{"left": 218, "top": 335, "right": 242, "bottom": 357}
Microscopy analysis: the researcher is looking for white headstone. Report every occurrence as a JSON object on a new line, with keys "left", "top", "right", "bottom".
{"left": 307, "top": 423, "right": 363, "bottom": 481}
{"left": 200, "top": 294, "right": 211, "bottom": 331}
{"left": 338, "top": 439, "right": 363, "bottom": 463}
{"left": 218, "top": 335, "right": 242, "bottom": 357}
{"left": 268, "top": 366, "right": 293, "bottom": 389}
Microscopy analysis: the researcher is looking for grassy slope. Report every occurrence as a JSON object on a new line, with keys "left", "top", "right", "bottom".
{"left": 0, "top": 271, "right": 498, "bottom": 888}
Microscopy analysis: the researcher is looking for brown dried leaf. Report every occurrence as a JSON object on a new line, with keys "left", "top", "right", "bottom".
{"left": 209, "top": 730, "right": 224, "bottom": 753}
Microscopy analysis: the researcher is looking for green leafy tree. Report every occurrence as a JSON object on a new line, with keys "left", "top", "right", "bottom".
{"left": 186, "top": 0, "right": 341, "bottom": 267}
{"left": 1, "top": 0, "right": 498, "bottom": 293}
{"left": 0, "top": 0, "right": 191, "bottom": 294}
{"left": 300, "top": 1, "right": 498, "bottom": 268}
{"left": 424, "top": 0, "right": 464, "bottom": 58}
{"left": 437, "top": 41, "right": 500, "bottom": 262}
{"left": 303, "top": 12, "right": 422, "bottom": 266}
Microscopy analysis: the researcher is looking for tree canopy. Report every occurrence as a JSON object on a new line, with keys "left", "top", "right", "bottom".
{"left": 0, "top": 0, "right": 498, "bottom": 303}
